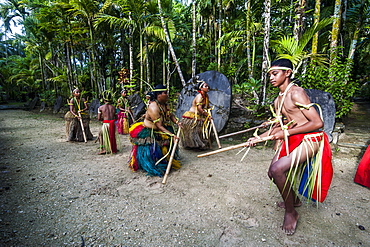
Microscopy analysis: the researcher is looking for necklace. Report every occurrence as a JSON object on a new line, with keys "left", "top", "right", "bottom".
{"left": 279, "top": 82, "right": 294, "bottom": 96}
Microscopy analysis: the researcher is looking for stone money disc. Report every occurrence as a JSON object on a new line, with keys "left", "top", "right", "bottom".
{"left": 305, "top": 89, "right": 336, "bottom": 142}
{"left": 176, "top": 71, "right": 232, "bottom": 132}
{"left": 129, "top": 93, "right": 146, "bottom": 119}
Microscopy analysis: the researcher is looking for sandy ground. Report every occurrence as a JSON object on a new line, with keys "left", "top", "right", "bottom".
{"left": 0, "top": 107, "right": 369, "bottom": 246}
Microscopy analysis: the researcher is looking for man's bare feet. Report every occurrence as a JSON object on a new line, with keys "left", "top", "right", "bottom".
{"left": 276, "top": 200, "right": 302, "bottom": 208}
{"left": 282, "top": 210, "right": 299, "bottom": 235}
{"left": 98, "top": 150, "right": 106, "bottom": 155}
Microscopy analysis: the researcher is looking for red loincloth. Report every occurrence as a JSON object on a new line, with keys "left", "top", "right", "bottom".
{"left": 103, "top": 120, "right": 117, "bottom": 153}
{"left": 354, "top": 145, "right": 370, "bottom": 188}
{"left": 279, "top": 132, "right": 333, "bottom": 203}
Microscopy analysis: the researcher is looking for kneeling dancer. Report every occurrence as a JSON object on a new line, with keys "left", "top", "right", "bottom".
{"left": 128, "top": 85, "right": 181, "bottom": 176}
{"left": 181, "top": 80, "right": 213, "bottom": 150}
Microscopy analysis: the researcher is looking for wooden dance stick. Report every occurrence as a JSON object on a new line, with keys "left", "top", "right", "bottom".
{"left": 128, "top": 110, "right": 135, "bottom": 123}
{"left": 218, "top": 124, "right": 266, "bottom": 139}
{"left": 210, "top": 118, "right": 222, "bottom": 149}
{"left": 197, "top": 135, "right": 274, "bottom": 158}
{"left": 162, "top": 128, "right": 181, "bottom": 184}
{"left": 78, "top": 112, "right": 87, "bottom": 143}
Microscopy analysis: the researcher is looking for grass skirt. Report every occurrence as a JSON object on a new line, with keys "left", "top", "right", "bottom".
{"left": 128, "top": 122, "right": 181, "bottom": 177}
{"left": 278, "top": 131, "right": 333, "bottom": 203}
{"left": 64, "top": 111, "right": 93, "bottom": 142}
{"left": 181, "top": 111, "right": 211, "bottom": 149}
{"left": 100, "top": 120, "right": 120, "bottom": 154}
{"left": 117, "top": 111, "right": 131, "bottom": 135}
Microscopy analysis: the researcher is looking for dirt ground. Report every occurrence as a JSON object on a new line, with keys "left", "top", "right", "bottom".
{"left": 0, "top": 103, "right": 369, "bottom": 246}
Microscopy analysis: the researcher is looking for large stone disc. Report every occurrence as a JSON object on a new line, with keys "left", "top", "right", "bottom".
{"left": 176, "top": 71, "right": 232, "bottom": 132}
{"left": 305, "top": 89, "right": 336, "bottom": 142}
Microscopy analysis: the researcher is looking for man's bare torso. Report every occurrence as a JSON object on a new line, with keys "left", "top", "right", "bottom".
{"left": 98, "top": 104, "right": 116, "bottom": 121}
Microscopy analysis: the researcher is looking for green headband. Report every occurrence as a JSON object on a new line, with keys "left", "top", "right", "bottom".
{"left": 152, "top": 88, "right": 167, "bottom": 92}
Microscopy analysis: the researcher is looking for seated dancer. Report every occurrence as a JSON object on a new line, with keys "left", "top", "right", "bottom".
{"left": 98, "top": 91, "right": 119, "bottom": 154}
{"left": 181, "top": 80, "right": 212, "bottom": 149}
{"left": 129, "top": 85, "right": 181, "bottom": 177}
{"left": 247, "top": 59, "right": 333, "bottom": 235}
{"left": 64, "top": 88, "right": 93, "bottom": 142}
{"left": 116, "top": 89, "right": 134, "bottom": 134}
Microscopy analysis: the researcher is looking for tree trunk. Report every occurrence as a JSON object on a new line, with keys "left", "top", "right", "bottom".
{"left": 330, "top": 0, "right": 342, "bottom": 63}
{"left": 294, "top": 0, "right": 306, "bottom": 40}
{"left": 261, "top": 0, "right": 271, "bottom": 105}
{"left": 348, "top": 0, "right": 364, "bottom": 60}
{"left": 245, "top": 0, "right": 253, "bottom": 79}
{"left": 129, "top": 13, "right": 134, "bottom": 83}
{"left": 191, "top": 0, "right": 196, "bottom": 80}
{"left": 145, "top": 32, "right": 150, "bottom": 85}
{"left": 217, "top": 0, "right": 222, "bottom": 70}
{"left": 311, "top": 0, "right": 321, "bottom": 54}
{"left": 157, "top": 0, "right": 186, "bottom": 87}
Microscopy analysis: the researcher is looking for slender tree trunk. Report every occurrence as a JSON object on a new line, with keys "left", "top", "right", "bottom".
{"left": 157, "top": 0, "right": 186, "bottom": 87}
{"left": 87, "top": 18, "right": 98, "bottom": 95}
{"left": 129, "top": 13, "right": 134, "bottom": 83}
{"left": 139, "top": 29, "right": 143, "bottom": 93}
{"left": 294, "top": 0, "right": 306, "bottom": 40}
{"left": 145, "top": 33, "right": 150, "bottom": 85}
{"left": 245, "top": 0, "right": 253, "bottom": 79}
{"left": 261, "top": 0, "right": 271, "bottom": 105}
{"left": 311, "top": 0, "right": 321, "bottom": 54}
{"left": 191, "top": 0, "right": 196, "bottom": 80}
{"left": 330, "top": 0, "right": 342, "bottom": 63}
{"left": 217, "top": 0, "right": 222, "bottom": 70}
{"left": 163, "top": 48, "right": 166, "bottom": 84}
{"left": 64, "top": 43, "right": 73, "bottom": 92}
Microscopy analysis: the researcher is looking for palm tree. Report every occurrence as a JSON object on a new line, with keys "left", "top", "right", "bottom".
{"left": 272, "top": 18, "right": 333, "bottom": 73}
{"left": 68, "top": 0, "right": 100, "bottom": 95}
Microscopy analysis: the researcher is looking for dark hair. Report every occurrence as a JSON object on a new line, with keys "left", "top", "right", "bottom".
{"left": 153, "top": 85, "right": 167, "bottom": 99}
{"left": 271, "top": 59, "right": 293, "bottom": 70}
{"left": 121, "top": 89, "right": 127, "bottom": 94}
{"left": 146, "top": 91, "right": 155, "bottom": 101}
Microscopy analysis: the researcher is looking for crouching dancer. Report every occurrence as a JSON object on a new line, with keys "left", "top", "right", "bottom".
{"left": 247, "top": 59, "right": 333, "bottom": 235}
{"left": 98, "top": 91, "right": 119, "bottom": 154}
{"left": 128, "top": 85, "right": 181, "bottom": 176}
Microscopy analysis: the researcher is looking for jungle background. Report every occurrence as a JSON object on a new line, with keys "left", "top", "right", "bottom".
{"left": 0, "top": 0, "right": 369, "bottom": 120}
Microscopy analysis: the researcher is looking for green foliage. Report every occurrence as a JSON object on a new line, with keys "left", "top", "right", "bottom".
{"left": 39, "top": 90, "right": 56, "bottom": 107}
{"left": 299, "top": 58, "right": 357, "bottom": 119}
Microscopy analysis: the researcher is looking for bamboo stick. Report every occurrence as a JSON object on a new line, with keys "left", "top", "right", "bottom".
{"left": 162, "top": 128, "right": 182, "bottom": 184}
{"left": 197, "top": 135, "right": 273, "bottom": 158}
{"left": 218, "top": 124, "right": 266, "bottom": 139}
{"left": 210, "top": 118, "right": 221, "bottom": 148}
{"left": 78, "top": 112, "right": 87, "bottom": 143}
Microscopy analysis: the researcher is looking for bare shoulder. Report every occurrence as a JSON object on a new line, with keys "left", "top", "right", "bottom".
{"left": 147, "top": 101, "right": 159, "bottom": 114}
{"left": 192, "top": 93, "right": 201, "bottom": 102}
{"left": 290, "top": 85, "right": 310, "bottom": 104}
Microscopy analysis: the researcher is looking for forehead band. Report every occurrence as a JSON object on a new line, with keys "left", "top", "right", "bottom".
{"left": 198, "top": 81, "right": 206, "bottom": 89}
{"left": 267, "top": 66, "right": 292, "bottom": 73}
